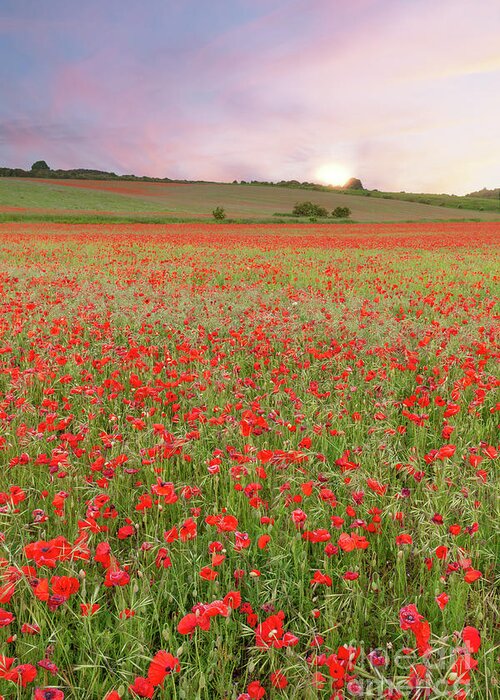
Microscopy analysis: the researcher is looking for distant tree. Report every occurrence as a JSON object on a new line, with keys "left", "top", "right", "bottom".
{"left": 343, "top": 177, "right": 363, "bottom": 190}
{"left": 212, "top": 206, "right": 226, "bottom": 221}
{"left": 293, "top": 201, "right": 328, "bottom": 217}
{"left": 332, "top": 206, "right": 351, "bottom": 218}
{"left": 31, "top": 160, "right": 50, "bottom": 171}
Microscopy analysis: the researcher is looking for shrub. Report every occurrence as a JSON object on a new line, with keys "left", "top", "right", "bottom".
{"left": 332, "top": 206, "right": 351, "bottom": 218}
{"left": 292, "top": 201, "right": 328, "bottom": 217}
{"left": 212, "top": 206, "right": 226, "bottom": 221}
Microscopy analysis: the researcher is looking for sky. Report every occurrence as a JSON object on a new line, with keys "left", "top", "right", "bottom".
{"left": 1, "top": 0, "right": 499, "bottom": 194}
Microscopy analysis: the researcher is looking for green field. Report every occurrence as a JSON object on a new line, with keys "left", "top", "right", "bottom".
{"left": 0, "top": 179, "right": 170, "bottom": 214}
{"left": 1, "top": 177, "right": 499, "bottom": 223}
{"left": 327, "top": 186, "right": 500, "bottom": 213}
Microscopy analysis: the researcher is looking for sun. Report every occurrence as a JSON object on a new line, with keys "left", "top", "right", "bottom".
{"left": 315, "top": 163, "right": 352, "bottom": 187}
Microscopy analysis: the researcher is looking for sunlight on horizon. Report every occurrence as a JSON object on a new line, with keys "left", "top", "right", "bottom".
{"left": 315, "top": 163, "right": 352, "bottom": 187}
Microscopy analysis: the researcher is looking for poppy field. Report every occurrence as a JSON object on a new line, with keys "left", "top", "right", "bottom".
{"left": 0, "top": 222, "right": 498, "bottom": 699}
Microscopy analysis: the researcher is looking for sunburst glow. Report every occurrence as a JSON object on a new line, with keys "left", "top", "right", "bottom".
{"left": 315, "top": 163, "right": 352, "bottom": 187}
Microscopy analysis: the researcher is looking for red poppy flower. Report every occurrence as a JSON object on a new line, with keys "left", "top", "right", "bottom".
{"left": 34, "top": 689, "right": 65, "bottom": 700}
{"left": 129, "top": 676, "right": 154, "bottom": 698}
{"left": 223, "top": 590, "right": 242, "bottom": 609}
{"left": 80, "top": 603, "right": 100, "bottom": 616}
{"left": 151, "top": 479, "right": 178, "bottom": 503}
{"left": 435, "top": 545, "right": 448, "bottom": 560}
{"left": 147, "top": 651, "right": 180, "bottom": 686}
{"left": 302, "top": 529, "right": 331, "bottom": 543}
{"left": 395, "top": 534, "right": 412, "bottom": 546}
{"left": 310, "top": 570, "right": 332, "bottom": 586}
{"left": 117, "top": 525, "right": 135, "bottom": 539}
{"left": 435, "top": 593, "right": 449, "bottom": 610}
{"left": 328, "top": 657, "right": 345, "bottom": 686}
{"left": 270, "top": 670, "right": 288, "bottom": 689}
{"left": 254, "top": 610, "right": 297, "bottom": 649}
{"left": 177, "top": 610, "right": 197, "bottom": 636}
{"left": 464, "top": 568, "right": 482, "bottom": 583}
{"left": 94, "top": 542, "right": 112, "bottom": 569}
{"left": 0, "top": 608, "right": 15, "bottom": 627}
{"left": 291, "top": 509, "right": 307, "bottom": 528}
{"left": 51, "top": 576, "right": 80, "bottom": 599}
{"left": 343, "top": 571, "right": 359, "bottom": 580}
{"left": 104, "top": 567, "right": 130, "bottom": 588}
{"left": 257, "top": 534, "right": 270, "bottom": 549}
{"left": 462, "top": 626, "right": 480, "bottom": 653}
{"left": 436, "top": 444, "right": 456, "bottom": 460}
{"left": 448, "top": 653, "right": 478, "bottom": 685}
{"left": 0, "top": 582, "right": 15, "bottom": 604}
{"left": 3, "top": 663, "right": 37, "bottom": 687}
{"left": 155, "top": 548, "right": 172, "bottom": 569}
{"left": 37, "top": 659, "right": 58, "bottom": 675}
{"left": 247, "top": 680, "right": 265, "bottom": 699}
{"left": 179, "top": 517, "right": 197, "bottom": 541}
{"left": 199, "top": 566, "right": 218, "bottom": 580}
{"left": 399, "top": 604, "right": 431, "bottom": 656}
{"left": 21, "top": 622, "right": 41, "bottom": 635}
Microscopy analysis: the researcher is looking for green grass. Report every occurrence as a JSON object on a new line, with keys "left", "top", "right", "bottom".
{"left": 333, "top": 186, "right": 500, "bottom": 213}
{"left": 0, "top": 178, "right": 177, "bottom": 213}
{"left": 1, "top": 178, "right": 500, "bottom": 223}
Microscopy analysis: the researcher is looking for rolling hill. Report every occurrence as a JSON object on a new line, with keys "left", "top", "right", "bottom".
{"left": 1, "top": 177, "right": 499, "bottom": 223}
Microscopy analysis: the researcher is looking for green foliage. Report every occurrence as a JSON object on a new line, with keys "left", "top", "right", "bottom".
{"left": 292, "top": 200, "right": 328, "bottom": 217}
{"left": 466, "top": 187, "right": 500, "bottom": 199}
{"left": 31, "top": 160, "right": 50, "bottom": 171}
{"left": 212, "top": 205, "right": 226, "bottom": 221}
{"left": 332, "top": 206, "right": 351, "bottom": 218}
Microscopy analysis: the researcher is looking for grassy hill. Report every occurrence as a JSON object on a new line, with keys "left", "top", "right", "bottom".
{"left": 334, "top": 186, "right": 500, "bottom": 213}
{"left": 1, "top": 177, "right": 499, "bottom": 223}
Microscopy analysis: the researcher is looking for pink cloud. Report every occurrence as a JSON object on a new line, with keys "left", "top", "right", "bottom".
{"left": 1, "top": 0, "right": 499, "bottom": 192}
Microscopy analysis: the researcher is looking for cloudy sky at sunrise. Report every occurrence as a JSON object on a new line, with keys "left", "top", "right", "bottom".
{"left": 1, "top": 0, "right": 499, "bottom": 194}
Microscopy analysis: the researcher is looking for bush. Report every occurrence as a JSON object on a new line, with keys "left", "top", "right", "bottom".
{"left": 332, "top": 206, "right": 351, "bottom": 218}
{"left": 292, "top": 201, "right": 328, "bottom": 217}
{"left": 212, "top": 206, "right": 226, "bottom": 221}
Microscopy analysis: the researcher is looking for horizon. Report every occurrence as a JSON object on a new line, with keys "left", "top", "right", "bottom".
{"left": 1, "top": 0, "right": 500, "bottom": 195}
{"left": 3, "top": 162, "right": 496, "bottom": 197}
